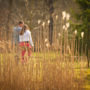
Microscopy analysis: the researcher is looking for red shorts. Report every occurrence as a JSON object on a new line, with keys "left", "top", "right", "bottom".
{"left": 19, "top": 42, "right": 31, "bottom": 48}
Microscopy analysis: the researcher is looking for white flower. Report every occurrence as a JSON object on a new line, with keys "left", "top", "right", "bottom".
{"left": 38, "top": 20, "right": 41, "bottom": 24}
{"left": 81, "top": 32, "right": 84, "bottom": 38}
{"left": 66, "top": 22, "right": 70, "bottom": 28}
{"left": 56, "top": 15, "right": 58, "bottom": 20}
{"left": 63, "top": 25, "right": 66, "bottom": 30}
{"left": 62, "top": 11, "right": 66, "bottom": 20}
{"left": 66, "top": 13, "right": 70, "bottom": 21}
{"left": 65, "top": 27, "right": 68, "bottom": 31}
{"left": 58, "top": 33, "right": 61, "bottom": 37}
{"left": 48, "top": 20, "right": 50, "bottom": 24}
{"left": 45, "top": 38, "right": 48, "bottom": 42}
{"left": 74, "top": 30, "right": 77, "bottom": 35}
{"left": 46, "top": 43, "right": 50, "bottom": 48}
{"left": 42, "top": 22, "right": 45, "bottom": 27}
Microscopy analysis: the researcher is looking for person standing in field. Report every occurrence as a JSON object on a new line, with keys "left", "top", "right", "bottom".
{"left": 13, "top": 21, "right": 24, "bottom": 46}
{"left": 12, "top": 21, "right": 24, "bottom": 62}
{"left": 19, "top": 24, "right": 34, "bottom": 63}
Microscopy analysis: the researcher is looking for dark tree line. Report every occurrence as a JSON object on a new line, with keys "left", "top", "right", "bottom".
{"left": 74, "top": 0, "right": 90, "bottom": 67}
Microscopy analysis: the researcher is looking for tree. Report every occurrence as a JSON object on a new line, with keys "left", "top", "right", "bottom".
{"left": 44, "top": 0, "right": 54, "bottom": 45}
{"left": 75, "top": 0, "right": 90, "bottom": 67}
{"left": 6, "top": 0, "right": 13, "bottom": 40}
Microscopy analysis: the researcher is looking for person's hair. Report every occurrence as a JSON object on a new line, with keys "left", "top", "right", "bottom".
{"left": 20, "top": 24, "right": 29, "bottom": 35}
{"left": 18, "top": 21, "right": 24, "bottom": 25}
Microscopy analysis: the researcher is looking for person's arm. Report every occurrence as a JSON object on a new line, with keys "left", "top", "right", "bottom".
{"left": 29, "top": 32, "right": 34, "bottom": 47}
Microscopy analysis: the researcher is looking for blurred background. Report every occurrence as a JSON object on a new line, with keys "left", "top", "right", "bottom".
{"left": 0, "top": 0, "right": 90, "bottom": 90}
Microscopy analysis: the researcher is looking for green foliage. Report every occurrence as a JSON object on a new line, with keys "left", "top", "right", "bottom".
{"left": 76, "top": 0, "right": 90, "bottom": 10}
{"left": 71, "top": 0, "right": 89, "bottom": 34}
{"left": 70, "top": 0, "right": 90, "bottom": 59}
{"left": 71, "top": 0, "right": 90, "bottom": 47}
{"left": 75, "top": 0, "right": 90, "bottom": 31}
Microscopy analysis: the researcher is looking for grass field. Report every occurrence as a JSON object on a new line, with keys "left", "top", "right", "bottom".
{"left": 0, "top": 51, "right": 90, "bottom": 90}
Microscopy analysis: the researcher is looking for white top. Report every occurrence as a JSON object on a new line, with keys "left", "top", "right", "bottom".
{"left": 19, "top": 30, "right": 34, "bottom": 46}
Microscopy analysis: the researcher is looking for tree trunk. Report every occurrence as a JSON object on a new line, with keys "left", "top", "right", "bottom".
{"left": 49, "top": 14, "right": 53, "bottom": 45}
{"left": 45, "top": 0, "right": 54, "bottom": 45}
{"left": 6, "top": 0, "right": 13, "bottom": 40}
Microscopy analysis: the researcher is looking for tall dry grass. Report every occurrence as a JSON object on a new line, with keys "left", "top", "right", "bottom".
{"left": 0, "top": 41, "right": 84, "bottom": 90}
